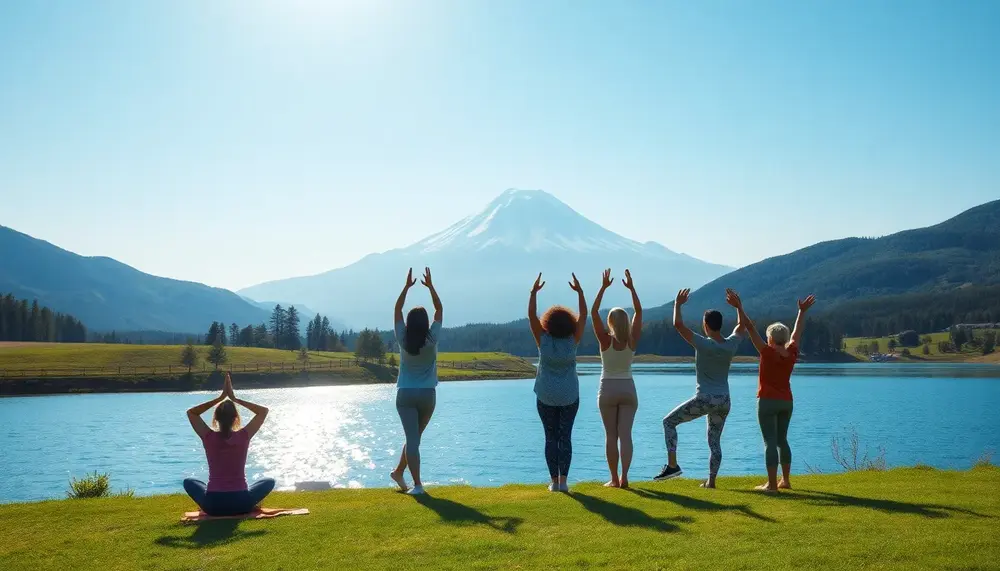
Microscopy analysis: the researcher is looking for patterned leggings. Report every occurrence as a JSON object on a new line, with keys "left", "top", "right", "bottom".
{"left": 537, "top": 399, "right": 580, "bottom": 479}
{"left": 663, "top": 394, "right": 731, "bottom": 477}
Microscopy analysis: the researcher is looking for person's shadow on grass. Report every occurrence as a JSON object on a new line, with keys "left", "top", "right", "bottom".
{"left": 155, "top": 519, "right": 267, "bottom": 549}
{"left": 413, "top": 494, "right": 523, "bottom": 534}
{"left": 568, "top": 492, "right": 691, "bottom": 532}
{"left": 628, "top": 488, "right": 777, "bottom": 523}
{"left": 734, "top": 489, "right": 995, "bottom": 519}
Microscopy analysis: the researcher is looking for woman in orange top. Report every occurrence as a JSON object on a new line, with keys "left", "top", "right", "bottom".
{"left": 727, "top": 289, "right": 815, "bottom": 492}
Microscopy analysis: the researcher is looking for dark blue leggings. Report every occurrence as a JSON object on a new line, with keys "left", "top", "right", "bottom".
{"left": 183, "top": 478, "right": 276, "bottom": 516}
{"left": 537, "top": 399, "right": 580, "bottom": 479}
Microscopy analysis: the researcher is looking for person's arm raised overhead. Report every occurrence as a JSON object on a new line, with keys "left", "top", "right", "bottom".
{"left": 570, "top": 273, "right": 588, "bottom": 344}
{"left": 226, "top": 373, "right": 270, "bottom": 439}
{"left": 186, "top": 382, "right": 227, "bottom": 439}
{"left": 673, "top": 288, "right": 695, "bottom": 346}
{"left": 727, "top": 288, "right": 765, "bottom": 354}
{"left": 421, "top": 267, "right": 443, "bottom": 323}
{"left": 591, "top": 269, "right": 613, "bottom": 351}
{"left": 394, "top": 268, "right": 417, "bottom": 325}
{"left": 623, "top": 269, "right": 642, "bottom": 349}
{"left": 791, "top": 295, "right": 816, "bottom": 346}
{"left": 528, "top": 273, "right": 546, "bottom": 346}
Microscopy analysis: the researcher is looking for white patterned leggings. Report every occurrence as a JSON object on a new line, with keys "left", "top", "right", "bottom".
{"left": 663, "top": 394, "right": 732, "bottom": 477}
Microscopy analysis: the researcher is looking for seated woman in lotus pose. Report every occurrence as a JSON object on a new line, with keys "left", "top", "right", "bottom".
{"left": 389, "top": 267, "right": 443, "bottom": 496}
{"left": 591, "top": 269, "right": 643, "bottom": 489}
{"left": 183, "top": 373, "right": 273, "bottom": 516}
{"left": 528, "top": 272, "right": 587, "bottom": 492}
{"left": 727, "top": 288, "right": 815, "bottom": 492}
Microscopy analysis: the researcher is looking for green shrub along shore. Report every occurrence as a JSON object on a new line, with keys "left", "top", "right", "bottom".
{"left": 1, "top": 468, "right": 997, "bottom": 570}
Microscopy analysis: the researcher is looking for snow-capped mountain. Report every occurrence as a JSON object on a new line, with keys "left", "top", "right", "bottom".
{"left": 239, "top": 189, "right": 732, "bottom": 328}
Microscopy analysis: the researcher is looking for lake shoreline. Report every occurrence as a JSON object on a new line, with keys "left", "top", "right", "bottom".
{"left": 0, "top": 369, "right": 535, "bottom": 397}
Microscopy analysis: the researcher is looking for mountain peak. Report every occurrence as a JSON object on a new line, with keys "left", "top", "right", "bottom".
{"left": 408, "top": 188, "right": 679, "bottom": 257}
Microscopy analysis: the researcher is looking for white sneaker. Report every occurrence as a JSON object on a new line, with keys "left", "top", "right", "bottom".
{"left": 407, "top": 485, "right": 426, "bottom": 495}
{"left": 559, "top": 482, "right": 570, "bottom": 493}
{"left": 547, "top": 483, "right": 558, "bottom": 492}
{"left": 389, "top": 472, "right": 408, "bottom": 492}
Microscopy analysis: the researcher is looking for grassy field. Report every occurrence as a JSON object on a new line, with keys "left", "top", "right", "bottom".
{"left": 0, "top": 467, "right": 996, "bottom": 570}
{"left": 0, "top": 343, "right": 535, "bottom": 381}
{"left": 842, "top": 331, "right": 995, "bottom": 362}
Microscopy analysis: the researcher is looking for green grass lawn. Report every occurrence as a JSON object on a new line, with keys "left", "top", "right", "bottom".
{"left": 842, "top": 331, "right": 989, "bottom": 361}
{"left": 1, "top": 467, "right": 997, "bottom": 570}
{"left": 0, "top": 344, "right": 535, "bottom": 380}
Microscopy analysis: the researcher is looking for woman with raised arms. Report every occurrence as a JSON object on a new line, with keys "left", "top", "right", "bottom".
{"left": 727, "top": 289, "right": 815, "bottom": 492}
{"left": 183, "top": 373, "right": 274, "bottom": 516}
{"left": 389, "top": 267, "right": 444, "bottom": 496}
{"left": 591, "top": 269, "right": 643, "bottom": 489}
{"left": 528, "top": 272, "right": 587, "bottom": 492}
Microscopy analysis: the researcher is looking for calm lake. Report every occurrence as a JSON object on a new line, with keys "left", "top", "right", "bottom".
{"left": 2, "top": 362, "right": 999, "bottom": 503}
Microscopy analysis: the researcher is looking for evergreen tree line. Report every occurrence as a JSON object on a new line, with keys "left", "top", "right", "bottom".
{"left": 820, "top": 285, "right": 1000, "bottom": 338}
{"left": 0, "top": 293, "right": 87, "bottom": 343}
{"left": 201, "top": 305, "right": 348, "bottom": 352}
{"left": 305, "top": 314, "right": 348, "bottom": 352}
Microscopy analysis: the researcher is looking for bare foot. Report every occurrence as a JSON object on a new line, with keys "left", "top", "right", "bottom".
{"left": 699, "top": 481, "right": 716, "bottom": 489}
{"left": 777, "top": 480, "right": 791, "bottom": 490}
{"left": 620, "top": 478, "right": 629, "bottom": 490}
{"left": 389, "top": 471, "right": 408, "bottom": 492}
{"left": 604, "top": 481, "right": 620, "bottom": 488}
{"left": 755, "top": 483, "right": 778, "bottom": 493}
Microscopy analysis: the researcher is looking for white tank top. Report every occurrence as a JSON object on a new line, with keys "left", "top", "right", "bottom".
{"left": 600, "top": 344, "right": 635, "bottom": 380}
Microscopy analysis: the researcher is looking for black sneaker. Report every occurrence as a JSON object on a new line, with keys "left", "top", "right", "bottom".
{"left": 653, "top": 464, "right": 683, "bottom": 481}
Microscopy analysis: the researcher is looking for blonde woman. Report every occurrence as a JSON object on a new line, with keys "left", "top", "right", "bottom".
{"left": 591, "top": 269, "right": 642, "bottom": 489}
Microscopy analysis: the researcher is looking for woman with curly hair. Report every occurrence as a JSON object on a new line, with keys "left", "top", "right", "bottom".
{"left": 528, "top": 272, "right": 587, "bottom": 492}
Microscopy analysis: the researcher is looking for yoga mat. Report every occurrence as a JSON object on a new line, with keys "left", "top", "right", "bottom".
{"left": 181, "top": 507, "right": 309, "bottom": 523}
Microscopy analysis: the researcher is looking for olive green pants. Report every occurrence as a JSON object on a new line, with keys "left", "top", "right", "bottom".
{"left": 757, "top": 398, "right": 793, "bottom": 467}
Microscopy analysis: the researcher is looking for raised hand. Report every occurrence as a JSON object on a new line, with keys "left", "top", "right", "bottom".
{"left": 223, "top": 372, "right": 235, "bottom": 399}
{"left": 725, "top": 288, "right": 742, "bottom": 309}
{"left": 420, "top": 267, "right": 433, "bottom": 288}
{"left": 532, "top": 273, "right": 545, "bottom": 294}
{"left": 798, "top": 295, "right": 816, "bottom": 312}
{"left": 600, "top": 268, "right": 613, "bottom": 290}
{"left": 404, "top": 268, "right": 417, "bottom": 290}
{"left": 622, "top": 269, "right": 635, "bottom": 291}
{"left": 675, "top": 288, "right": 691, "bottom": 306}
{"left": 569, "top": 273, "right": 583, "bottom": 293}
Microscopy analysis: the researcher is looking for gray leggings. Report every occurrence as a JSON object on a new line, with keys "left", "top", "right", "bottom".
{"left": 663, "top": 394, "right": 731, "bottom": 477}
{"left": 396, "top": 388, "right": 437, "bottom": 469}
{"left": 758, "top": 398, "right": 793, "bottom": 467}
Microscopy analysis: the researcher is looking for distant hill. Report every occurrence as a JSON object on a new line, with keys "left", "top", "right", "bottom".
{"left": 644, "top": 199, "right": 1000, "bottom": 321}
{"left": 240, "top": 189, "right": 732, "bottom": 328}
{"left": 0, "top": 225, "right": 272, "bottom": 332}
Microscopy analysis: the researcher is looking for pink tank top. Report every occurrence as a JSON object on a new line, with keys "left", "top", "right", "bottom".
{"left": 201, "top": 429, "right": 250, "bottom": 492}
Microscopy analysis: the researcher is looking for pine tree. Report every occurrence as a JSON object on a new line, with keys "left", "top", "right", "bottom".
{"left": 269, "top": 305, "right": 286, "bottom": 349}
{"left": 284, "top": 306, "right": 301, "bottom": 350}
{"left": 28, "top": 300, "right": 41, "bottom": 342}
{"left": 180, "top": 342, "right": 199, "bottom": 373}
{"left": 254, "top": 323, "right": 269, "bottom": 348}
{"left": 320, "top": 316, "right": 331, "bottom": 350}
{"left": 306, "top": 319, "right": 316, "bottom": 351}
{"left": 298, "top": 346, "right": 310, "bottom": 369}
{"left": 207, "top": 337, "right": 228, "bottom": 370}
{"left": 230, "top": 323, "right": 240, "bottom": 346}
{"left": 206, "top": 322, "right": 219, "bottom": 345}
{"left": 219, "top": 321, "right": 228, "bottom": 345}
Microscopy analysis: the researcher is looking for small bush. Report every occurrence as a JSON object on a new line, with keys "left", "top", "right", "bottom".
{"left": 67, "top": 472, "right": 110, "bottom": 499}
{"left": 912, "top": 463, "right": 936, "bottom": 471}
{"left": 973, "top": 450, "right": 995, "bottom": 469}
{"left": 831, "top": 426, "right": 887, "bottom": 472}
{"left": 67, "top": 472, "right": 134, "bottom": 499}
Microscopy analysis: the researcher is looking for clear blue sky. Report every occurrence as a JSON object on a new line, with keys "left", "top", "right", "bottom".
{"left": 2, "top": 0, "right": 998, "bottom": 290}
